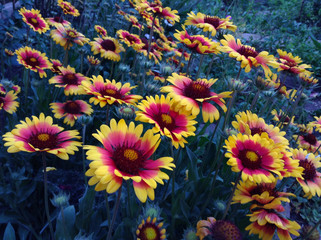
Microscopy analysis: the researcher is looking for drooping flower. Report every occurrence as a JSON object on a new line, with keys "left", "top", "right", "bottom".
{"left": 185, "top": 12, "right": 237, "bottom": 36}
{"left": 124, "top": 14, "right": 144, "bottom": 30}
{"left": 161, "top": 73, "right": 231, "bottom": 123}
{"left": 277, "top": 49, "right": 311, "bottom": 76}
{"left": 94, "top": 25, "right": 107, "bottom": 37}
{"left": 81, "top": 75, "right": 142, "bottom": 108}
{"left": 221, "top": 34, "right": 278, "bottom": 77}
{"left": 2, "top": 113, "right": 81, "bottom": 160}
{"left": 196, "top": 217, "right": 242, "bottom": 240}
{"left": 50, "top": 100, "right": 93, "bottom": 127}
{"left": 246, "top": 208, "right": 300, "bottom": 240}
{"left": 299, "top": 73, "right": 318, "bottom": 86}
{"left": 46, "top": 16, "right": 71, "bottom": 27}
{"left": 271, "top": 109, "right": 294, "bottom": 127}
{"left": 57, "top": 0, "right": 80, "bottom": 17}
{"left": 50, "top": 59, "right": 63, "bottom": 74}
{"left": 136, "top": 95, "right": 197, "bottom": 149}
{"left": 0, "top": 83, "right": 20, "bottom": 114}
{"left": 291, "top": 148, "right": 321, "bottom": 199}
{"left": 117, "top": 30, "right": 144, "bottom": 51}
{"left": 5, "top": 49, "right": 15, "bottom": 56}
{"left": 15, "top": 46, "right": 52, "bottom": 78}
{"left": 224, "top": 133, "right": 284, "bottom": 183}
{"left": 136, "top": 216, "right": 166, "bottom": 240}
{"left": 51, "top": 25, "right": 89, "bottom": 50}
{"left": 18, "top": 7, "right": 49, "bottom": 34}
{"left": 87, "top": 55, "right": 101, "bottom": 66}
{"left": 49, "top": 65, "right": 87, "bottom": 95}
{"left": 89, "top": 36, "right": 124, "bottom": 61}
{"left": 85, "top": 119, "right": 175, "bottom": 202}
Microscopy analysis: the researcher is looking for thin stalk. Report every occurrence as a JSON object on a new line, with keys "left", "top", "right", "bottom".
{"left": 42, "top": 153, "right": 54, "bottom": 240}
{"left": 105, "top": 192, "right": 111, "bottom": 230}
{"left": 106, "top": 188, "right": 122, "bottom": 240}
{"left": 176, "top": 48, "right": 185, "bottom": 72}
{"left": 85, "top": 65, "right": 92, "bottom": 77}
{"left": 170, "top": 142, "right": 176, "bottom": 239}
{"left": 1, "top": 35, "right": 8, "bottom": 77}
{"left": 109, "top": 61, "right": 115, "bottom": 79}
{"left": 250, "top": 89, "right": 261, "bottom": 110}
{"left": 186, "top": 52, "right": 194, "bottom": 75}
{"left": 106, "top": 105, "right": 110, "bottom": 124}
{"left": 283, "top": 87, "right": 304, "bottom": 132}
{"left": 195, "top": 54, "right": 205, "bottom": 79}
{"left": 314, "top": 144, "right": 321, "bottom": 154}
{"left": 82, "top": 124, "right": 87, "bottom": 185}
{"left": 63, "top": 44, "right": 70, "bottom": 67}
{"left": 80, "top": 51, "right": 84, "bottom": 73}
{"left": 24, "top": 69, "right": 31, "bottom": 108}
{"left": 60, "top": 206, "right": 68, "bottom": 239}
{"left": 300, "top": 219, "right": 321, "bottom": 240}
{"left": 222, "top": 171, "right": 242, "bottom": 220}
{"left": 147, "top": 14, "right": 156, "bottom": 57}
{"left": 126, "top": 181, "right": 132, "bottom": 218}
{"left": 206, "top": 54, "right": 216, "bottom": 79}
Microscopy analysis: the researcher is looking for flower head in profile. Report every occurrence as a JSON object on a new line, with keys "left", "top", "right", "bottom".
{"left": 81, "top": 75, "right": 142, "bottom": 108}
{"left": 5, "top": 49, "right": 15, "bottom": 57}
{"left": 87, "top": 56, "right": 101, "bottom": 66}
{"left": 271, "top": 109, "right": 294, "bottom": 127}
{"left": 19, "top": 7, "right": 49, "bottom": 34}
{"left": 58, "top": 0, "right": 80, "bottom": 17}
{"left": 309, "top": 116, "right": 321, "bottom": 133}
{"left": 85, "top": 119, "right": 175, "bottom": 202}
{"left": 146, "top": 70, "right": 165, "bottom": 83}
{"left": 277, "top": 49, "right": 311, "bottom": 76}
{"left": 246, "top": 208, "right": 300, "bottom": 240}
{"left": 15, "top": 46, "right": 52, "bottom": 78}
{"left": 94, "top": 25, "right": 107, "bottom": 37}
{"left": 51, "top": 25, "right": 89, "bottom": 50}
{"left": 0, "top": 83, "right": 20, "bottom": 114}
{"left": 196, "top": 217, "right": 242, "bottom": 240}
{"left": 50, "top": 100, "right": 93, "bottom": 127}
{"left": 224, "top": 133, "right": 283, "bottom": 183}
{"left": 136, "top": 95, "right": 197, "bottom": 149}
{"left": 124, "top": 14, "right": 144, "bottom": 30}
{"left": 89, "top": 36, "right": 124, "bottom": 61}
{"left": 292, "top": 148, "right": 321, "bottom": 199}
{"left": 49, "top": 65, "right": 87, "bottom": 95}
{"left": 185, "top": 12, "right": 237, "bottom": 36}
{"left": 162, "top": 73, "right": 231, "bottom": 123}
{"left": 221, "top": 35, "right": 278, "bottom": 77}
{"left": 136, "top": 216, "right": 166, "bottom": 240}
{"left": 46, "top": 16, "right": 71, "bottom": 27}
{"left": 3, "top": 113, "right": 81, "bottom": 160}
{"left": 117, "top": 30, "right": 144, "bottom": 51}
{"left": 50, "top": 59, "right": 63, "bottom": 74}
{"left": 138, "top": 38, "right": 162, "bottom": 64}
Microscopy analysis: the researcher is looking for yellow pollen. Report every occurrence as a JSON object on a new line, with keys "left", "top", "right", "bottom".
{"left": 105, "top": 89, "right": 116, "bottom": 95}
{"left": 37, "top": 133, "right": 50, "bottom": 142}
{"left": 30, "top": 18, "right": 38, "bottom": 24}
{"left": 246, "top": 151, "right": 259, "bottom": 162}
{"left": 143, "top": 227, "right": 157, "bottom": 240}
{"left": 124, "top": 149, "right": 138, "bottom": 161}
{"left": 161, "top": 114, "right": 172, "bottom": 124}
{"left": 192, "top": 83, "right": 205, "bottom": 91}
{"left": 30, "top": 57, "right": 37, "bottom": 62}
{"left": 67, "top": 31, "right": 76, "bottom": 38}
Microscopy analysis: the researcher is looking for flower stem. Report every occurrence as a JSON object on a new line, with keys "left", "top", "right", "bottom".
{"left": 105, "top": 192, "right": 111, "bottom": 230}
{"left": 301, "top": 219, "right": 321, "bottom": 240}
{"left": 250, "top": 89, "right": 261, "bottom": 111}
{"left": 195, "top": 54, "right": 205, "bottom": 79}
{"left": 42, "top": 153, "right": 54, "bottom": 240}
{"left": 85, "top": 65, "right": 92, "bottom": 77}
{"left": 110, "top": 61, "right": 115, "bottom": 79}
{"left": 222, "top": 171, "right": 242, "bottom": 220}
{"left": 170, "top": 142, "right": 176, "bottom": 239}
{"left": 186, "top": 52, "right": 194, "bottom": 76}
{"left": 63, "top": 45, "right": 69, "bottom": 67}
{"left": 206, "top": 54, "right": 216, "bottom": 79}
{"left": 126, "top": 181, "right": 132, "bottom": 218}
{"left": 106, "top": 105, "right": 110, "bottom": 124}
{"left": 106, "top": 188, "right": 122, "bottom": 240}
{"left": 82, "top": 124, "right": 87, "bottom": 185}
{"left": 60, "top": 206, "right": 68, "bottom": 239}
{"left": 24, "top": 69, "right": 31, "bottom": 107}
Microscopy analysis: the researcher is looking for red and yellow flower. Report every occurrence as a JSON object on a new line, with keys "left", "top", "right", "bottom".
{"left": 138, "top": 38, "right": 162, "bottom": 64}
{"left": 196, "top": 217, "right": 242, "bottom": 240}
{"left": 246, "top": 208, "right": 300, "bottom": 240}
{"left": 51, "top": 25, "right": 89, "bottom": 50}
{"left": 94, "top": 25, "right": 107, "bottom": 37}
{"left": 277, "top": 49, "right": 311, "bottom": 76}
{"left": 50, "top": 100, "right": 93, "bottom": 127}
{"left": 87, "top": 56, "right": 101, "bottom": 66}
{"left": 309, "top": 116, "right": 321, "bottom": 133}
{"left": 135, "top": 95, "right": 197, "bottom": 149}
{"left": 162, "top": 73, "right": 231, "bottom": 123}
{"left": 0, "top": 83, "right": 20, "bottom": 114}
{"left": 58, "top": 0, "right": 80, "bottom": 17}
{"left": 19, "top": 7, "right": 49, "bottom": 34}
{"left": 124, "top": 14, "right": 144, "bottom": 30}
{"left": 46, "top": 16, "right": 71, "bottom": 27}
{"left": 299, "top": 72, "right": 318, "bottom": 86}
{"left": 280, "top": 150, "right": 303, "bottom": 178}
{"left": 15, "top": 46, "right": 52, "bottom": 78}
{"left": 136, "top": 216, "right": 166, "bottom": 240}
{"left": 2, "top": 113, "right": 81, "bottom": 160}
{"left": 221, "top": 35, "right": 278, "bottom": 76}
{"left": 292, "top": 148, "right": 321, "bottom": 199}
{"left": 117, "top": 30, "right": 144, "bottom": 51}
{"left": 185, "top": 12, "right": 237, "bottom": 36}
{"left": 49, "top": 66, "right": 87, "bottom": 95}
{"left": 271, "top": 109, "right": 294, "bottom": 127}
{"left": 146, "top": 70, "right": 165, "bottom": 83}
{"left": 81, "top": 75, "right": 142, "bottom": 108}
{"left": 5, "top": 49, "right": 15, "bottom": 56}
{"left": 50, "top": 59, "right": 63, "bottom": 74}
{"left": 89, "top": 36, "right": 124, "bottom": 61}
{"left": 294, "top": 130, "right": 321, "bottom": 154}
{"left": 224, "top": 133, "right": 284, "bottom": 183}
{"left": 85, "top": 119, "right": 175, "bottom": 202}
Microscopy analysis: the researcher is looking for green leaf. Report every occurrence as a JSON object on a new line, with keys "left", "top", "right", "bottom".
{"left": 185, "top": 146, "right": 199, "bottom": 180}
{"left": 4, "top": 222, "right": 16, "bottom": 240}
{"left": 55, "top": 206, "right": 76, "bottom": 240}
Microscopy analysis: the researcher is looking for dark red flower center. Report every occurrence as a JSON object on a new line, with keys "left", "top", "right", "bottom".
{"left": 137, "top": 222, "right": 161, "bottom": 240}
{"left": 26, "top": 56, "right": 40, "bottom": 67}
{"left": 0, "top": 96, "right": 4, "bottom": 106}
{"left": 237, "top": 46, "right": 258, "bottom": 58}
{"left": 204, "top": 16, "right": 221, "bottom": 28}
{"left": 153, "top": 112, "right": 176, "bottom": 132}
{"left": 183, "top": 81, "right": 211, "bottom": 99}
{"left": 66, "top": 30, "right": 77, "bottom": 39}
{"left": 238, "top": 149, "right": 262, "bottom": 170}
{"left": 101, "top": 39, "right": 116, "bottom": 51}
{"left": 210, "top": 220, "right": 242, "bottom": 240}
{"left": 27, "top": 17, "right": 40, "bottom": 27}
{"left": 299, "top": 159, "right": 317, "bottom": 181}
{"left": 250, "top": 127, "right": 267, "bottom": 136}
{"left": 141, "top": 38, "right": 149, "bottom": 51}
{"left": 29, "top": 133, "right": 58, "bottom": 150}
{"left": 62, "top": 73, "right": 79, "bottom": 85}
{"left": 112, "top": 147, "right": 144, "bottom": 175}
{"left": 125, "top": 34, "right": 138, "bottom": 44}
{"left": 99, "top": 87, "right": 122, "bottom": 99}
{"left": 53, "top": 16, "right": 64, "bottom": 23}
{"left": 303, "top": 133, "right": 317, "bottom": 145}
{"left": 63, "top": 101, "right": 81, "bottom": 114}
{"left": 250, "top": 183, "right": 278, "bottom": 197}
